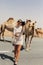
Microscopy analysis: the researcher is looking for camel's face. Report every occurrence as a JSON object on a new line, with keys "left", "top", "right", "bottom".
{"left": 25, "top": 22, "right": 31, "bottom": 29}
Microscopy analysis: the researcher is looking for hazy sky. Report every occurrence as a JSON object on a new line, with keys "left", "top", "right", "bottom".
{"left": 0, "top": 0, "right": 43, "bottom": 28}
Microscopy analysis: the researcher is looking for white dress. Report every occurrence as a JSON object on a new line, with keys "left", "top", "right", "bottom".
{"left": 13, "top": 26, "right": 23, "bottom": 45}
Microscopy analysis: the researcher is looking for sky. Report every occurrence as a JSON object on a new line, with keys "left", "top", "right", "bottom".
{"left": 0, "top": 0, "right": 43, "bottom": 28}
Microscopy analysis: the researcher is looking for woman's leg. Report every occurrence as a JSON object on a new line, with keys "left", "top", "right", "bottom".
{"left": 14, "top": 45, "right": 22, "bottom": 64}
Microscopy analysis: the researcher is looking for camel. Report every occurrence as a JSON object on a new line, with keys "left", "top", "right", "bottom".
{"left": 22, "top": 20, "right": 36, "bottom": 50}
{"left": 35, "top": 28, "right": 43, "bottom": 37}
{"left": 0, "top": 18, "right": 15, "bottom": 40}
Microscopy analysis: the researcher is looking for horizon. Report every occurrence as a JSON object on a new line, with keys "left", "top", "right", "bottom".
{"left": 0, "top": 0, "right": 43, "bottom": 28}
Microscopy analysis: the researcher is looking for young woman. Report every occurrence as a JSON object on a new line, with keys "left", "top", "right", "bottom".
{"left": 13, "top": 20, "right": 23, "bottom": 65}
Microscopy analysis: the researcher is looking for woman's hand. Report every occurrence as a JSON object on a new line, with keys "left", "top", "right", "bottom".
{"left": 15, "top": 32, "right": 20, "bottom": 37}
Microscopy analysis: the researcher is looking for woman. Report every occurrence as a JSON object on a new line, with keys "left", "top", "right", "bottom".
{"left": 13, "top": 20, "right": 23, "bottom": 65}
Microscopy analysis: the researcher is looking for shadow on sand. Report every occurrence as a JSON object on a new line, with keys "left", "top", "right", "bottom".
{"left": 0, "top": 39, "right": 12, "bottom": 43}
{"left": 0, "top": 53, "right": 14, "bottom": 62}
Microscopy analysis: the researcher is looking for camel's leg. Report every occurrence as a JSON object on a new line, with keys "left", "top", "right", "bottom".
{"left": 28, "top": 35, "right": 33, "bottom": 49}
{"left": 25, "top": 35, "right": 26, "bottom": 48}
{"left": 25, "top": 35, "right": 29, "bottom": 50}
{"left": 2, "top": 26, "right": 5, "bottom": 41}
{"left": 2, "top": 31, "right": 5, "bottom": 41}
{"left": 30, "top": 35, "right": 33, "bottom": 44}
